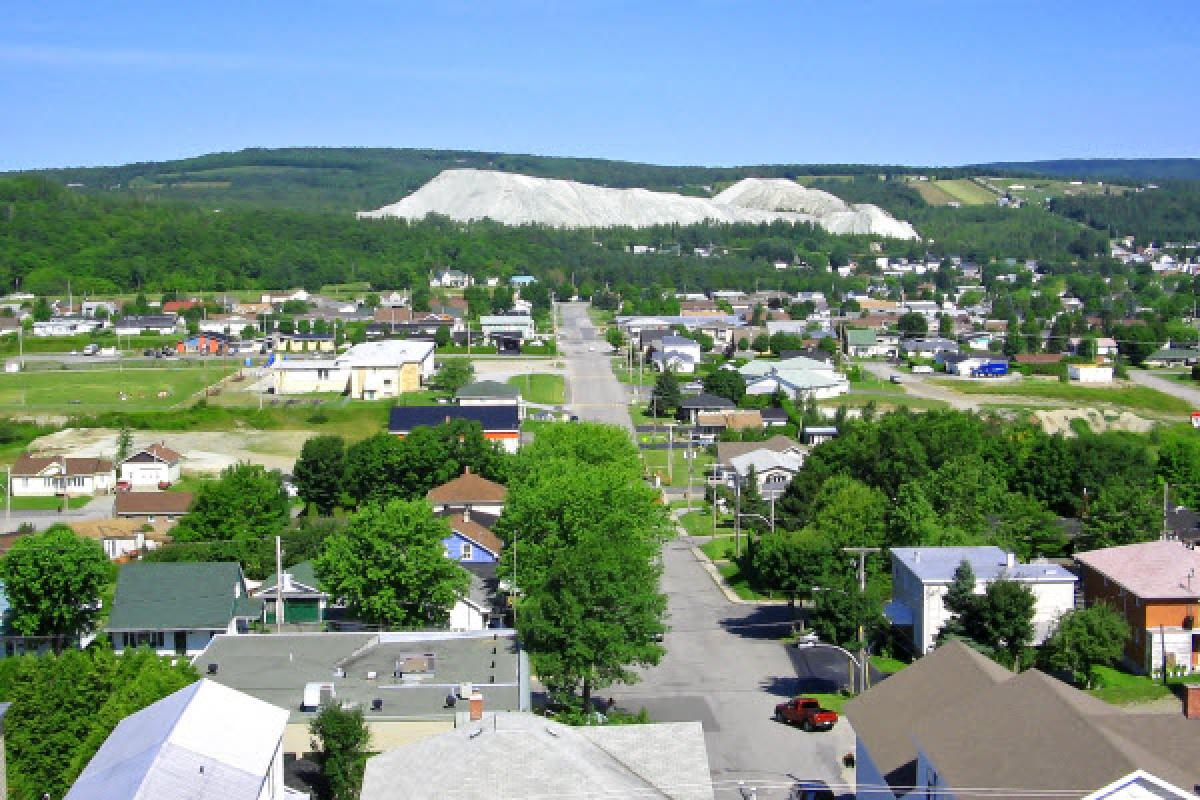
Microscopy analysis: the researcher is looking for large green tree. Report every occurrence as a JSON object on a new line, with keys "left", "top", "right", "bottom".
{"left": 649, "top": 369, "right": 681, "bottom": 418}
{"left": 0, "top": 526, "right": 112, "bottom": 642}
{"left": 169, "top": 463, "right": 292, "bottom": 577}
{"left": 1040, "top": 604, "right": 1129, "bottom": 687}
{"left": 964, "top": 578, "right": 1036, "bottom": 671}
{"left": 294, "top": 435, "right": 348, "bottom": 515}
{"left": 701, "top": 369, "right": 746, "bottom": 404}
{"left": 315, "top": 500, "right": 469, "bottom": 627}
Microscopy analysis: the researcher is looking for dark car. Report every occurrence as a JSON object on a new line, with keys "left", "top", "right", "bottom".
{"left": 788, "top": 780, "right": 835, "bottom": 800}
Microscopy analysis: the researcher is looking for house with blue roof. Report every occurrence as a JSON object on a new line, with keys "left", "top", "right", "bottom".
{"left": 888, "top": 546, "right": 1076, "bottom": 656}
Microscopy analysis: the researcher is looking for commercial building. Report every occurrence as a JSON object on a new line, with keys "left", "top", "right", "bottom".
{"left": 272, "top": 340, "right": 435, "bottom": 399}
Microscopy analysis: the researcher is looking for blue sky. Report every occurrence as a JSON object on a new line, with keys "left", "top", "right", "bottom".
{"left": 2, "top": 1, "right": 1197, "bottom": 170}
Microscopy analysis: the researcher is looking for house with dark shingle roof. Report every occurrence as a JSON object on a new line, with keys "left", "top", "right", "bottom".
{"left": 117, "top": 442, "right": 182, "bottom": 487}
{"left": 388, "top": 405, "right": 520, "bottom": 453}
{"left": 676, "top": 393, "right": 735, "bottom": 424}
{"left": 9, "top": 452, "right": 115, "bottom": 497}
{"left": 426, "top": 468, "right": 507, "bottom": 516}
{"left": 107, "top": 562, "right": 261, "bottom": 656}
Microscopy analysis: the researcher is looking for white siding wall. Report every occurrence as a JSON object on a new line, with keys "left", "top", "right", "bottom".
{"left": 449, "top": 600, "right": 486, "bottom": 631}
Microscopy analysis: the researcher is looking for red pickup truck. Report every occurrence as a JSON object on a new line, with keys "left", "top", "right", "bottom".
{"left": 774, "top": 697, "right": 838, "bottom": 731}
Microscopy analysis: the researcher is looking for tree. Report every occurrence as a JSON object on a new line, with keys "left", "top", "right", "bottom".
{"left": 943, "top": 560, "right": 977, "bottom": 617}
{"left": 649, "top": 369, "right": 681, "bottom": 417}
{"left": 886, "top": 483, "right": 939, "bottom": 547}
{"left": 114, "top": 426, "right": 133, "bottom": 464}
{"left": 702, "top": 369, "right": 746, "bottom": 404}
{"left": 294, "top": 435, "right": 348, "bottom": 515}
{"left": 604, "top": 326, "right": 623, "bottom": 349}
{"left": 363, "top": 292, "right": 381, "bottom": 309}
{"left": 964, "top": 579, "right": 1036, "bottom": 670}
{"left": 315, "top": 500, "right": 469, "bottom": 627}
{"left": 434, "top": 325, "right": 451, "bottom": 347}
{"left": 310, "top": 703, "right": 371, "bottom": 800}
{"left": 898, "top": 312, "right": 928, "bottom": 336}
{"left": 168, "top": 463, "right": 291, "bottom": 577}
{"left": 808, "top": 567, "right": 887, "bottom": 649}
{"left": 0, "top": 526, "right": 112, "bottom": 641}
{"left": 748, "top": 531, "right": 834, "bottom": 606}
{"left": 1079, "top": 483, "right": 1160, "bottom": 550}
{"left": 1040, "top": 604, "right": 1129, "bottom": 687}
{"left": 937, "top": 313, "right": 954, "bottom": 337}
{"left": 435, "top": 358, "right": 474, "bottom": 393}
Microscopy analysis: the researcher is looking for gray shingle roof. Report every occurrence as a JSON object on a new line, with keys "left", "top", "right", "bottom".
{"left": 107, "top": 563, "right": 260, "bottom": 632}
{"left": 361, "top": 713, "right": 713, "bottom": 800}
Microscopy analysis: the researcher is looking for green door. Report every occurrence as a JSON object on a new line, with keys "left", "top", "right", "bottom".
{"left": 287, "top": 599, "right": 321, "bottom": 623}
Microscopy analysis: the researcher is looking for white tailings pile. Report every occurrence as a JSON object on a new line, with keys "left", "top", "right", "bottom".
{"left": 358, "top": 169, "right": 919, "bottom": 239}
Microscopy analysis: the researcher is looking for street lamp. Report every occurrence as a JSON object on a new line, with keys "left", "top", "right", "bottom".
{"left": 797, "top": 636, "right": 866, "bottom": 694}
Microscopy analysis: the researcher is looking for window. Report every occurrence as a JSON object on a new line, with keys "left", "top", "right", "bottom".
{"left": 461, "top": 542, "right": 473, "bottom": 561}
{"left": 317, "top": 369, "right": 331, "bottom": 380}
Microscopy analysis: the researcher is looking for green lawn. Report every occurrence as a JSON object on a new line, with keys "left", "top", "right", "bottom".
{"left": 804, "top": 692, "right": 851, "bottom": 713}
{"left": 717, "top": 563, "right": 769, "bottom": 601}
{"left": 508, "top": 374, "right": 564, "bottom": 405}
{"left": 1089, "top": 666, "right": 1173, "bottom": 705}
{"left": 678, "top": 509, "right": 722, "bottom": 538}
{"left": 700, "top": 535, "right": 741, "bottom": 561}
{"left": 641, "top": 448, "right": 713, "bottom": 488}
{"left": 870, "top": 655, "right": 909, "bottom": 674}
{"left": 0, "top": 366, "right": 238, "bottom": 414}
{"left": 612, "top": 361, "right": 656, "bottom": 387}
{"left": 928, "top": 378, "right": 1190, "bottom": 414}
{"left": 6, "top": 495, "right": 92, "bottom": 511}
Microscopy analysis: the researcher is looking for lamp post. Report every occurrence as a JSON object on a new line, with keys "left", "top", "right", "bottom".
{"left": 798, "top": 638, "right": 866, "bottom": 694}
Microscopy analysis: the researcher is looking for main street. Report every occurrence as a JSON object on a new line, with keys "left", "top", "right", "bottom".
{"left": 556, "top": 302, "right": 855, "bottom": 798}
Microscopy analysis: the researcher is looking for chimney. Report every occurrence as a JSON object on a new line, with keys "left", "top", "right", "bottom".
{"left": 1006, "top": 552, "right": 1015, "bottom": 569}
{"left": 463, "top": 507, "right": 470, "bottom": 523}
{"left": 913, "top": 551, "right": 921, "bottom": 563}
{"left": 469, "top": 690, "right": 484, "bottom": 721}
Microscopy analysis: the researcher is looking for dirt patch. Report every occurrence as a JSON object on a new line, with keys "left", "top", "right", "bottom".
{"left": 27, "top": 428, "right": 311, "bottom": 475}
{"left": 1033, "top": 409, "right": 1156, "bottom": 436}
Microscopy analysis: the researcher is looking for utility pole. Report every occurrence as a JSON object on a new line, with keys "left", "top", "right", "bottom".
{"left": 666, "top": 422, "right": 674, "bottom": 485}
{"left": 843, "top": 546, "right": 881, "bottom": 692}
{"left": 734, "top": 482, "right": 742, "bottom": 558}
{"left": 1163, "top": 482, "right": 1171, "bottom": 540}
{"left": 274, "top": 535, "right": 284, "bottom": 634}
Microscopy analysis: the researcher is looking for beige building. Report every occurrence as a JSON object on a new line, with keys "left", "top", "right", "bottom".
{"left": 272, "top": 340, "right": 435, "bottom": 399}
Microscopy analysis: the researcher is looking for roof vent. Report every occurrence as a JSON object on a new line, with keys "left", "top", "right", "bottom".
{"left": 206, "top": 663, "right": 218, "bottom": 675}
{"left": 371, "top": 698, "right": 383, "bottom": 711}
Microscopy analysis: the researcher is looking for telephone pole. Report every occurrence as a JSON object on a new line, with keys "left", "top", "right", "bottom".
{"left": 842, "top": 546, "right": 881, "bottom": 692}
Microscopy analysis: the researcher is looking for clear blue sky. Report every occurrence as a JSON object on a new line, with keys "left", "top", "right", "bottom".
{"left": 2, "top": 1, "right": 1197, "bottom": 171}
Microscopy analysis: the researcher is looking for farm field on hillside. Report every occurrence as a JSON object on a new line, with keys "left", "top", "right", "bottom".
{"left": 933, "top": 179, "right": 998, "bottom": 205}
{"left": 911, "top": 181, "right": 960, "bottom": 205}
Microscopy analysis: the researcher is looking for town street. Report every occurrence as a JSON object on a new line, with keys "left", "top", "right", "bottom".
{"left": 558, "top": 303, "right": 855, "bottom": 798}
{"left": 1126, "top": 368, "right": 1200, "bottom": 412}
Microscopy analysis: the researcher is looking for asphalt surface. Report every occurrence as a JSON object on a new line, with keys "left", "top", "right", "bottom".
{"left": 1126, "top": 367, "right": 1200, "bottom": 411}
{"left": 1, "top": 494, "right": 115, "bottom": 534}
{"left": 609, "top": 540, "right": 856, "bottom": 799}
{"left": 557, "top": 302, "right": 634, "bottom": 433}
{"left": 857, "top": 360, "right": 977, "bottom": 410}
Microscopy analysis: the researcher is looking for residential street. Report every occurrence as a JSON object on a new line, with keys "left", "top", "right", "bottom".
{"left": 2, "top": 494, "right": 115, "bottom": 533}
{"left": 559, "top": 303, "right": 855, "bottom": 798}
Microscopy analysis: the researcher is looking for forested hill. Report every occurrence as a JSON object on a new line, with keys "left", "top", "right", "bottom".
{"left": 978, "top": 158, "right": 1200, "bottom": 182}
{"left": 20, "top": 146, "right": 1194, "bottom": 215}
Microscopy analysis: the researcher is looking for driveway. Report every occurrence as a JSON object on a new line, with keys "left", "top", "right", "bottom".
{"left": 1126, "top": 368, "right": 1200, "bottom": 411}
{"left": 610, "top": 539, "right": 856, "bottom": 798}
{"left": 857, "top": 361, "right": 977, "bottom": 411}
{"left": 2, "top": 493, "right": 115, "bottom": 534}
{"left": 557, "top": 302, "right": 634, "bottom": 433}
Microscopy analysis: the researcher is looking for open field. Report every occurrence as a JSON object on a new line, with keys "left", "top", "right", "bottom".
{"left": 928, "top": 377, "right": 1190, "bottom": 415}
{"left": 932, "top": 178, "right": 998, "bottom": 205}
{"left": 508, "top": 373, "right": 564, "bottom": 405}
{"left": 6, "top": 495, "right": 92, "bottom": 511}
{"left": 0, "top": 366, "right": 237, "bottom": 414}
{"left": 981, "top": 176, "right": 1133, "bottom": 205}
{"left": 911, "top": 181, "right": 960, "bottom": 205}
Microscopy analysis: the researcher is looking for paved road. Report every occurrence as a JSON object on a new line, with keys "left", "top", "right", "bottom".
{"left": 557, "top": 302, "right": 634, "bottom": 433}
{"left": 1126, "top": 368, "right": 1200, "bottom": 410}
{"left": 1, "top": 494, "right": 115, "bottom": 534}
{"left": 610, "top": 539, "right": 856, "bottom": 799}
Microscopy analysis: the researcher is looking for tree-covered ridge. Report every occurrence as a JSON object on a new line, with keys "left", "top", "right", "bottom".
{"left": 978, "top": 158, "right": 1200, "bottom": 182}
{"left": 1050, "top": 182, "right": 1200, "bottom": 243}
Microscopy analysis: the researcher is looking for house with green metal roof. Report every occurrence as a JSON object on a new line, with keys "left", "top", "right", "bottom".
{"left": 255, "top": 561, "right": 328, "bottom": 625}
{"left": 107, "top": 562, "right": 261, "bottom": 657}
{"left": 845, "top": 327, "right": 894, "bottom": 358}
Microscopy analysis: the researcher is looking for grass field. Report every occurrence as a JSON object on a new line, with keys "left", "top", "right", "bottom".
{"left": 928, "top": 378, "right": 1190, "bottom": 414}
{"left": 6, "top": 495, "right": 92, "bottom": 511}
{"left": 508, "top": 374, "right": 564, "bottom": 405}
{"left": 1088, "top": 666, "right": 1173, "bottom": 705}
{"left": 932, "top": 179, "right": 998, "bottom": 205}
{"left": 911, "top": 181, "right": 960, "bottom": 206}
{"left": 0, "top": 366, "right": 237, "bottom": 414}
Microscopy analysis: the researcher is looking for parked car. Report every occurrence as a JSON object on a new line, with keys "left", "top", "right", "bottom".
{"left": 774, "top": 697, "right": 838, "bottom": 731}
{"left": 890, "top": 375, "right": 902, "bottom": 384}
{"left": 82, "top": 344, "right": 99, "bottom": 356}
{"left": 788, "top": 780, "right": 835, "bottom": 800}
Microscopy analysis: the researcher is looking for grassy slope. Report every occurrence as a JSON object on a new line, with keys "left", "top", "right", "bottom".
{"left": 0, "top": 366, "right": 237, "bottom": 413}
{"left": 928, "top": 378, "right": 1190, "bottom": 414}
{"left": 933, "top": 179, "right": 998, "bottom": 205}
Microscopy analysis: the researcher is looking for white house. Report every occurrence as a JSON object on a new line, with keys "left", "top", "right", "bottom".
{"left": 271, "top": 340, "right": 435, "bottom": 399}
{"left": 739, "top": 357, "right": 849, "bottom": 400}
{"left": 1069, "top": 364, "right": 1114, "bottom": 383}
{"left": 729, "top": 448, "right": 805, "bottom": 499}
{"left": 118, "top": 442, "right": 183, "bottom": 487}
{"left": 107, "top": 562, "right": 261, "bottom": 657}
{"left": 651, "top": 335, "right": 702, "bottom": 374}
{"left": 65, "top": 679, "right": 301, "bottom": 800}
{"left": 9, "top": 452, "right": 115, "bottom": 497}
{"left": 32, "top": 317, "right": 103, "bottom": 337}
{"left": 431, "top": 269, "right": 473, "bottom": 289}
{"left": 114, "top": 314, "right": 180, "bottom": 336}
{"left": 888, "top": 547, "right": 1076, "bottom": 655}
